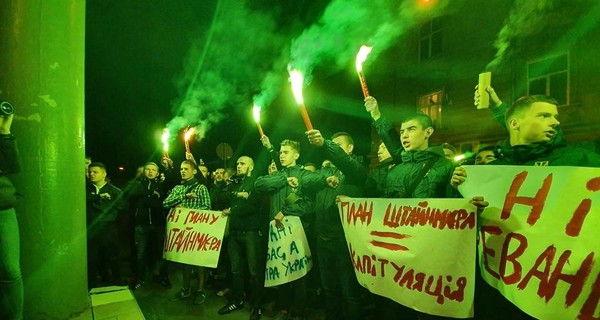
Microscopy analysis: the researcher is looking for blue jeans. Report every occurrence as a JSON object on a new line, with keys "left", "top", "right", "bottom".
{"left": 317, "top": 235, "right": 362, "bottom": 320}
{"left": 0, "top": 209, "right": 23, "bottom": 320}
{"left": 228, "top": 230, "right": 263, "bottom": 306}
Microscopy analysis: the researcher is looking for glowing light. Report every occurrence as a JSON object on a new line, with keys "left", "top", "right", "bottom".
{"left": 287, "top": 69, "right": 313, "bottom": 131}
{"left": 454, "top": 154, "right": 466, "bottom": 162}
{"left": 454, "top": 152, "right": 474, "bottom": 163}
{"left": 253, "top": 105, "right": 265, "bottom": 137}
{"left": 161, "top": 128, "right": 170, "bottom": 152}
{"left": 253, "top": 105, "right": 261, "bottom": 123}
{"left": 184, "top": 127, "right": 195, "bottom": 142}
{"left": 289, "top": 69, "right": 304, "bottom": 105}
{"left": 356, "top": 45, "right": 372, "bottom": 72}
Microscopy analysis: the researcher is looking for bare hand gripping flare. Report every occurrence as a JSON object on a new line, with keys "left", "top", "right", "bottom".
{"left": 356, "top": 45, "right": 373, "bottom": 98}
{"left": 288, "top": 69, "right": 314, "bottom": 131}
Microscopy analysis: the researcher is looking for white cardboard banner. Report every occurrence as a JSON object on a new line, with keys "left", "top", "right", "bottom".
{"left": 460, "top": 165, "right": 600, "bottom": 320}
{"left": 264, "top": 216, "right": 313, "bottom": 287}
{"left": 164, "top": 207, "right": 228, "bottom": 268}
{"left": 338, "top": 197, "right": 477, "bottom": 319}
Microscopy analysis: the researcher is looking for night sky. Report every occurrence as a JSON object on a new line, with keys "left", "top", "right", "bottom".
{"left": 85, "top": 0, "right": 376, "bottom": 180}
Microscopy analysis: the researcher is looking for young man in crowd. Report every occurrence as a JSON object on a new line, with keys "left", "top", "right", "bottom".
{"left": 218, "top": 156, "right": 265, "bottom": 320}
{"left": 304, "top": 130, "right": 367, "bottom": 320}
{"left": 452, "top": 95, "right": 600, "bottom": 319}
{"left": 255, "top": 138, "right": 315, "bottom": 320}
{"left": 364, "top": 96, "right": 457, "bottom": 319}
{"left": 86, "top": 162, "right": 125, "bottom": 288}
{"left": 163, "top": 160, "right": 211, "bottom": 305}
{"left": 127, "top": 162, "right": 169, "bottom": 289}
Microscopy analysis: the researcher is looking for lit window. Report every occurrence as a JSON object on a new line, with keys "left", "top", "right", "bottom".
{"left": 419, "top": 18, "right": 443, "bottom": 61}
{"left": 527, "top": 53, "right": 569, "bottom": 105}
{"left": 417, "top": 90, "right": 443, "bottom": 129}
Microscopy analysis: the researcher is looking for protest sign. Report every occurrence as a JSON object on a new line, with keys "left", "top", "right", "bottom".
{"left": 164, "top": 207, "right": 228, "bottom": 268}
{"left": 460, "top": 166, "right": 600, "bottom": 320}
{"left": 339, "top": 198, "right": 477, "bottom": 318}
{"left": 264, "top": 216, "right": 313, "bottom": 287}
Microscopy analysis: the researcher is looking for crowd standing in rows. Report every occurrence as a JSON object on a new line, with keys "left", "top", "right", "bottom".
{"left": 85, "top": 86, "right": 600, "bottom": 320}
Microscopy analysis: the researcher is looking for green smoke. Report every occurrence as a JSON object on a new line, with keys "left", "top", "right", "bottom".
{"left": 252, "top": 0, "right": 457, "bottom": 109}
{"left": 486, "top": 0, "right": 556, "bottom": 71}
{"left": 289, "top": 0, "right": 455, "bottom": 80}
{"left": 167, "top": 0, "right": 286, "bottom": 141}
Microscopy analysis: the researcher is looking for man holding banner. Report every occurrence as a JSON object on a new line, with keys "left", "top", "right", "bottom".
{"left": 255, "top": 139, "right": 315, "bottom": 320}
{"left": 363, "top": 96, "right": 471, "bottom": 319}
{"left": 452, "top": 95, "right": 600, "bottom": 319}
{"left": 163, "top": 160, "right": 212, "bottom": 305}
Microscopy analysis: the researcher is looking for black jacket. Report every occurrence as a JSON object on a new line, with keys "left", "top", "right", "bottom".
{"left": 365, "top": 158, "right": 394, "bottom": 198}
{"left": 228, "top": 175, "right": 264, "bottom": 231}
{"left": 373, "top": 116, "right": 456, "bottom": 198}
{"left": 492, "top": 132, "right": 600, "bottom": 167}
{"left": 303, "top": 139, "right": 367, "bottom": 238}
{"left": 86, "top": 182, "right": 125, "bottom": 224}
{"left": 254, "top": 165, "right": 315, "bottom": 228}
{"left": 127, "top": 177, "right": 166, "bottom": 226}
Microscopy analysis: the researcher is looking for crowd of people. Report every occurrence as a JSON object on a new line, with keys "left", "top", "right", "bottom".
{"left": 85, "top": 87, "right": 600, "bottom": 320}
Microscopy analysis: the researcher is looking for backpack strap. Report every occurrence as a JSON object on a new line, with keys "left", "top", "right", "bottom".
{"left": 405, "top": 157, "right": 438, "bottom": 197}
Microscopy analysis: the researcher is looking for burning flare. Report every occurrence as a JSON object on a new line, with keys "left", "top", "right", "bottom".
{"left": 253, "top": 105, "right": 265, "bottom": 137}
{"left": 356, "top": 45, "right": 373, "bottom": 98}
{"left": 355, "top": 45, "right": 372, "bottom": 72}
{"left": 184, "top": 127, "right": 195, "bottom": 142}
{"left": 161, "top": 128, "right": 170, "bottom": 152}
{"left": 253, "top": 105, "right": 261, "bottom": 123}
{"left": 287, "top": 69, "right": 313, "bottom": 131}
{"left": 289, "top": 69, "right": 305, "bottom": 105}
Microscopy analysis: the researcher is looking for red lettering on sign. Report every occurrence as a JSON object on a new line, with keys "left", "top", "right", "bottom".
{"left": 480, "top": 225, "right": 502, "bottom": 280}
{"left": 342, "top": 200, "right": 373, "bottom": 226}
{"left": 501, "top": 171, "right": 552, "bottom": 226}
{"left": 579, "top": 268, "right": 600, "bottom": 319}
{"left": 566, "top": 177, "right": 599, "bottom": 237}
{"left": 499, "top": 232, "right": 528, "bottom": 284}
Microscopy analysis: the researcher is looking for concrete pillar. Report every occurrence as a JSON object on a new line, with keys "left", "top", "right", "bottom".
{"left": 0, "top": 1, "right": 89, "bottom": 319}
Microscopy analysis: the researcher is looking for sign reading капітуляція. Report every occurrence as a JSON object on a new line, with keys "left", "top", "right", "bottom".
{"left": 339, "top": 197, "right": 477, "bottom": 319}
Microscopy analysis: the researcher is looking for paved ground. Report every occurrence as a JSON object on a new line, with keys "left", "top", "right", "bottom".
{"left": 131, "top": 267, "right": 325, "bottom": 320}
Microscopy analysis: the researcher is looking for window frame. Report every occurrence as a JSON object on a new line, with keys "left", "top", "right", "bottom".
{"left": 526, "top": 52, "right": 570, "bottom": 106}
{"left": 417, "top": 90, "right": 444, "bottom": 129}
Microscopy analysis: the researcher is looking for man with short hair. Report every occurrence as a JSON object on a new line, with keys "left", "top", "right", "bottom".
{"left": 451, "top": 95, "right": 600, "bottom": 319}
{"left": 474, "top": 145, "right": 497, "bottom": 165}
{"left": 163, "top": 160, "right": 211, "bottom": 304}
{"left": 86, "top": 162, "right": 125, "bottom": 288}
{"left": 85, "top": 155, "right": 92, "bottom": 179}
{"left": 127, "top": 162, "right": 169, "bottom": 289}
{"left": 218, "top": 156, "right": 265, "bottom": 320}
{"left": 255, "top": 138, "right": 314, "bottom": 320}
{"left": 365, "top": 96, "right": 457, "bottom": 319}
{"left": 305, "top": 130, "right": 367, "bottom": 320}
{"left": 213, "top": 168, "right": 225, "bottom": 184}
{"left": 365, "top": 97, "right": 456, "bottom": 199}
{"left": 365, "top": 142, "right": 395, "bottom": 197}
